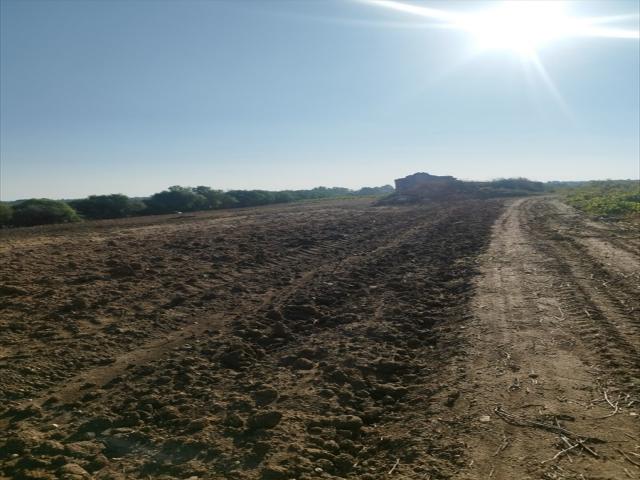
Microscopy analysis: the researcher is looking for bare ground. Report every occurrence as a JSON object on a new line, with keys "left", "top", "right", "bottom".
{"left": 0, "top": 196, "right": 638, "bottom": 480}
{"left": 451, "top": 197, "right": 639, "bottom": 480}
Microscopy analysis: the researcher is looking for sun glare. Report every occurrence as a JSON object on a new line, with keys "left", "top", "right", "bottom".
{"left": 367, "top": 0, "right": 640, "bottom": 59}
{"left": 456, "top": 2, "right": 571, "bottom": 57}
{"left": 365, "top": 0, "right": 639, "bottom": 111}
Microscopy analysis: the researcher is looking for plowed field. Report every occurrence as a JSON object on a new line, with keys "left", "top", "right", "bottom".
{"left": 1, "top": 197, "right": 638, "bottom": 480}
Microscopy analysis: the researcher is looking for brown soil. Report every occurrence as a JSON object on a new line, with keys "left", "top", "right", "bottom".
{"left": 452, "top": 197, "right": 640, "bottom": 480}
{"left": 0, "top": 196, "right": 638, "bottom": 480}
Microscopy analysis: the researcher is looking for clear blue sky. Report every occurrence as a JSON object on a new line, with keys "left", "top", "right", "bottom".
{"left": 1, "top": 0, "right": 638, "bottom": 200}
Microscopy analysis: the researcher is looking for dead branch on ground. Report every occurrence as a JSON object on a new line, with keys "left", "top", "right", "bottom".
{"left": 494, "top": 406, "right": 604, "bottom": 461}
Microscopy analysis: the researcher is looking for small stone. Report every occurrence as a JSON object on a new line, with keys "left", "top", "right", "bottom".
{"left": 323, "top": 439, "right": 340, "bottom": 452}
{"left": 186, "top": 418, "right": 208, "bottom": 432}
{"left": 220, "top": 348, "right": 250, "bottom": 370}
{"left": 327, "top": 369, "right": 349, "bottom": 384}
{"left": 445, "top": 391, "right": 460, "bottom": 407}
{"left": 254, "top": 387, "right": 279, "bottom": 405}
{"left": 77, "top": 416, "right": 112, "bottom": 434}
{"left": 117, "top": 411, "right": 140, "bottom": 427}
{"left": 253, "top": 441, "right": 270, "bottom": 457}
{"left": 332, "top": 415, "right": 363, "bottom": 431}
{"left": 334, "top": 453, "right": 354, "bottom": 473}
{"left": 43, "top": 395, "right": 61, "bottom": 405}
{"left": 102, "top": 434, "right": 135, "bottom": 457}
{"left": 223, "top": 412, "right": 244, "bottom": 428}
{"left": 479, "top": 415, "right": 491, "bottom": 423}
{"left": 86, "top": 453, "right": 109, "bottom": 472}
{"left": 158, "top": 405, "right": 180, "bottom": 419}
{"left": 247, "top": 410, "right": 282, "bottom": 430}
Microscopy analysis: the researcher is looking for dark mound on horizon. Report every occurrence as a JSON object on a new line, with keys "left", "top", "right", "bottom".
{"left": 379, "top": 172, "right": 545, "bottom": 204}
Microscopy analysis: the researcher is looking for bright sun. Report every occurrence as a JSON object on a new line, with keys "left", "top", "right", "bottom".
{"left": 367, "top": 0, "right": 639, "bottom": 60}
{"left": 456, "top": 1, "right": 572, "bottom": 57}
{"left": 365, "top": 0, "right": 638, "bottom": 110}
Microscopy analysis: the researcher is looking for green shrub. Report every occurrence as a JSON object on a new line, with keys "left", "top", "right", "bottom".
{"left": 273, "top": 191, "right": 295, "bottom": 203}
{"left": 11, "top": 199, "right": 80, "bottom": 227}
{"left": 226, "top": 190, "right": 275, "bottom": 208}
{"left": 146, "top": 186, "right": 207, "bottom": 214}
{"left": 193, "top": 186, "right": 236, "bottom": 209}
{"left": 3, "top": 184, "right": 392, "bottom": 226}
{"left": 489, "top": 178, "right": 545, "bottom": 192}
{"left": 0, "top": 203, "right": 13, "bottom": 226}
{"left": 355, "top": 185, "right": 394, "bottom": 196}
{"left": 68, "top": 194, "right": 146, "bottom": 220}
{"left": 563, "top": 180, "right": 640, "bottom": 218}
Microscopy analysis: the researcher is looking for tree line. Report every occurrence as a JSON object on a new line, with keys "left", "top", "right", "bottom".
{"left": 0, "top": 185, "right": 394, "bottom": 228}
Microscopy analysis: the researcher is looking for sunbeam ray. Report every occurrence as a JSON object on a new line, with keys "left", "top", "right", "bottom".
{"left": 529, "top": 52, "right": 573, "bottom": 118}
{"left": 364, "top": 0, "right": 457, "bottom": 22}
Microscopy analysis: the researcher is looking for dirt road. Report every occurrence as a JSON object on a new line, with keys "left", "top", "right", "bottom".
{"left": 453, "top": 197, "right": 639, "bottom": 480}
{"left": 0, "top": 196, "right": 638, "bottom": 480}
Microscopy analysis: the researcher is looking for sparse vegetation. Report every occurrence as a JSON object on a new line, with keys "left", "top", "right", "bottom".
{"left": 560, "top": 180, "right": 640, "bottom": 218}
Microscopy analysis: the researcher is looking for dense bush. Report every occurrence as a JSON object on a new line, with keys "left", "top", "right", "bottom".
{"left": 145, "top": 186, "right": 208, "bottom": 214}
{"left": 302, "top": 187, "right": 351, "bottom": 199}
{"left": 193, "top": 186, "right": 237, "bottom": 209}
{"left": 226, "top": 190, "right": 275, "bottom": 207}
{"left": 3, "top": 184, "right": 395, "bottom": 227}
{"left": 273, "top": 191, "right": 295, "bottom": 203}
{"left": 11, "top": 199, "right": 80, "bottom": 227}
{"left": 0, "top": 203, "right": 13, "bottom": 226}
{"left": 68, "top": 194, "right": 145, "bottom": 220}
{"left": 490, "top": 178, "right": 545, "bottom": 192}
{"left": 355, "top": 185, "right": 394, "bottom": 196}
{"left": 458, "top": 178, "right": 546, "bottom": 198}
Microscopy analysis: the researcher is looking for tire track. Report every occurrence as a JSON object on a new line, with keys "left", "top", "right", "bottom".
{"left": 457, "top": 196, "right": 639, "bottom": 480}
{"left": 524, "top": 200, "right": 640, "bottom": 371}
